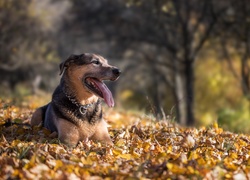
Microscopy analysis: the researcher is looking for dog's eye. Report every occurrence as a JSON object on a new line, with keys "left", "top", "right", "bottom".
{"left": 92, "top": 59, "right": 100, "bottom": 65}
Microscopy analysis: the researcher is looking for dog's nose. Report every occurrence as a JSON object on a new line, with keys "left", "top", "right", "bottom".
{"left": 112, "top": 68, "right": 121, "bottom": 76}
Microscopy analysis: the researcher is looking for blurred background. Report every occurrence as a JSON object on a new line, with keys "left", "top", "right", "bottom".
{"left": 0, "top": 0, "right": 250, "bottom": 133}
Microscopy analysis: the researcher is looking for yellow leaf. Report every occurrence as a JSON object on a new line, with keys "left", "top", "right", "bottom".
{"left": 142, "top": 142, "right": 151, "bottom": 153}
{"left": 187, "top": 166, "right": 195, "bottom": 174}
{"left": 54, "top": 160, "right": 63, "bottom": 170}
{"left": 132, "top": 150, "right": 140, "bottom": 158}
{"left": 118, "top": 153, "right": 132, "bottom": 160}
{"left": 167, "top": 163, "right": 186, "bottom": 174}
{"left": 166, "top": 146, "right": 172, "bottom": 153}
{"left": 197, "top": 158, "right": 206, "bottom": 165}
{"left": 225, "top": 173, "right": 232, "bottom": 179}
{"left": 230, "top": 152, "right": 238, "bottom": 159}
{"left": 112, "top": 148, "right": 123, "bottom": 156}
{"left": 11, "top": 140, "right": 21, "bottom": 147}
{"left": 115, "top": 139, "right": 126, "bottom": 147}
{"left": 188, "top": 151, "right": 199, "bottom": 160}
{"left": 224, "top": 158, "right": 238, "bottom": 171}
{"left": 166, "top": 163, "right": 173, "bottom": 170}
{"left": 157, "top": 152, "right": 167, "bottom": 159}
{"left": 213, "top": 123, "right": 218, "bottom": 129}
{"left": 81, "top": 157, "right": 93, "bottom": 165}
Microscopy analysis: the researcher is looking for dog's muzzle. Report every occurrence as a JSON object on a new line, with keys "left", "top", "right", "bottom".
{"left": 112, "top": 68, "right": 121, "bottom": 76}
{"left": 111, "top": 68, "right": 121, "bottom": 80}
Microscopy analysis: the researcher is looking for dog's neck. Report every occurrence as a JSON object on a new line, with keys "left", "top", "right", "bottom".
{"left": 62, "top": 72, "right": 99, "bottom": 105}
{"left": 63, "top": 90, "right": 100, "bottom": 115}
{"left": 60, "top": 78, "right": 99, "bottom": 115}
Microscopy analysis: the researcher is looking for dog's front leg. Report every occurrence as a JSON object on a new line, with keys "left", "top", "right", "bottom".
{"left": 91, "top": 119, "right": 113, "bottom": 145}
{"left": 57, "top": 119, "right": 80, "bottom": 147}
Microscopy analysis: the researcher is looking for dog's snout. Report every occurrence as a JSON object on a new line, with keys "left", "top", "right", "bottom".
{"left": 112, "top": 68, "right": 121, "bottom": 76}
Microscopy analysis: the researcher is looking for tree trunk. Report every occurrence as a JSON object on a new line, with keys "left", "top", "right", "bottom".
{"left": 185, "top": 60, "right": 195, "bottom": 126}
{"left": 152, "top": 74, "right": 163, "bottom": 119}
{"left": 173, "top": 59, "right": 195, "bottom": 126}
{"left": 240, "top": 50, "right": 250, "bottom": 97}
{"left": 174, "top": 72, "right": 187, "bottom": 125}
{"left": 173, "top": 57, "right": 186, "bottom": 125}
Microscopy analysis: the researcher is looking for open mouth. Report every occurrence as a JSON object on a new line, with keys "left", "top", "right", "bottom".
{"left": 84, "top": 77, "right": 114, "bottom": 107}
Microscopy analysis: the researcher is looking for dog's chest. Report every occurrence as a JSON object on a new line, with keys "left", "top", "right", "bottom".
{"left": 73, "top": 103, "right": 102, "bottom": 124}
{"left": 77, "top": 120, "right": 99, "bottom": 139}
{"left": 55, "top": 96, "right": 102, "bottom": 124}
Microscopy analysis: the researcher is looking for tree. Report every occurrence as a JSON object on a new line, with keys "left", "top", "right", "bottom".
{"left": 0, "top": 0, "right": 70, "bottom": 92}
{"left": 60, "top": 0, "right": 228, "bottom": 125}
{"left": 218, "top": 0, "right": 250, "bottom": 99}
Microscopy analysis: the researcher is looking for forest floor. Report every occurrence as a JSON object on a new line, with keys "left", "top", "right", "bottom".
{"left": 0, "top": 98, "right": 250, "bottom": 180}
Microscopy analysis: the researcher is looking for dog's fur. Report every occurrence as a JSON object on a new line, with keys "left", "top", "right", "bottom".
{"left": 30, "top": 53, "right": 120, "bottom": 146}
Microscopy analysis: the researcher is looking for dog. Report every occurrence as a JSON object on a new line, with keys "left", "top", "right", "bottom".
{"left": 30, "top": 53, "right": 121, "bottom": 146}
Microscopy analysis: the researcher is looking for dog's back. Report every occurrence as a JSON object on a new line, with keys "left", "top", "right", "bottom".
{"left": 30, "top": 104, "right": 49, "bottom": 127}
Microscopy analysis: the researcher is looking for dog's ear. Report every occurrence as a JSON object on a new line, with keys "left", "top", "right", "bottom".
{"left": 59, "top": 54, "right": 78, "bottom": 75}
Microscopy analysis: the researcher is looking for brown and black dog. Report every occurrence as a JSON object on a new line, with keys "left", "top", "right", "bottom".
{"left": 30, "top": 53, "right": 121, "bottom": 146}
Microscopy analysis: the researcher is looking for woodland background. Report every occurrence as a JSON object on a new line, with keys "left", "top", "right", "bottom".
{"left": 1, "top": 0, "right": 250, "bottom": 132}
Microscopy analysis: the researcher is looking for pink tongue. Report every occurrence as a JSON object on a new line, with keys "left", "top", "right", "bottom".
{"left": 91, "top": 79, "right": 114, "bottom": 107}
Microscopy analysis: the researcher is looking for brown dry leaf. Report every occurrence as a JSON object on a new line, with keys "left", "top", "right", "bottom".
{"left": 1, "top": 99, "right": 250, "bottom": 179}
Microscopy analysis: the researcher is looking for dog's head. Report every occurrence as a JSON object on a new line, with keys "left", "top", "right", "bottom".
{"left": 59, "top": 53, "right": 121, "bottom": 107}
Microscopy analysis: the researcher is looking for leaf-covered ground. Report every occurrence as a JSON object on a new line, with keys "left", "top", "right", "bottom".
{"left": 0, "top": 99, "right": 250, "bottom": 180}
